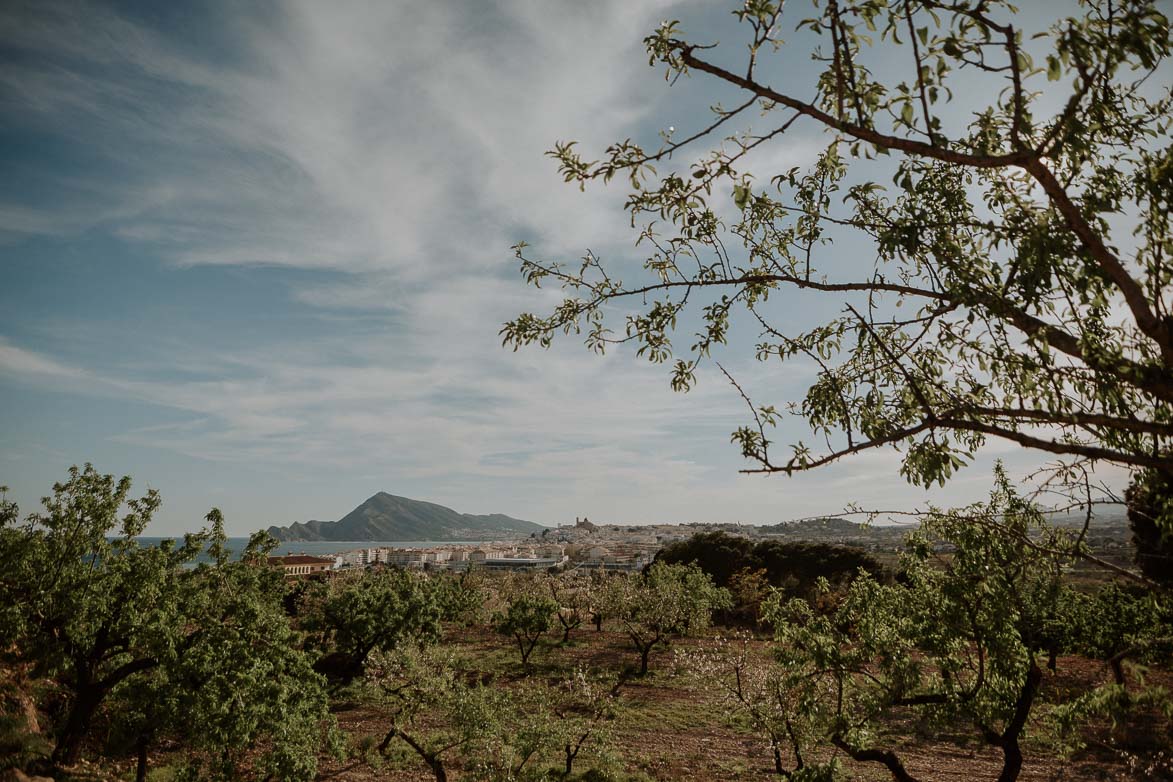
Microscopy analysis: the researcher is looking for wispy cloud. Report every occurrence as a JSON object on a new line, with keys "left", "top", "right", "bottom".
{"left": 0, "top": 0, "right": 689, "bottom": 275}
{"left": 0, "top": 338, "right": 88, "bottom": 380}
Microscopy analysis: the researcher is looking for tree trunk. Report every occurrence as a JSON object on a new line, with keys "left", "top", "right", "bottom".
{"left": 772, "top": 741, "right": 785, "bottom": 775}
{"left": 52, "top": 685, "right": 103, "bottom": 766}
{"left": 830, "top": 736, "right": 919, "bottom": 782}
{"left": 135, "top": 736, "right": 150, "bottom": 782}
{"left": 562, "top": 623, "right": 572, "bottom": 644}
{"left": 998, "top": 741, "right": 1024, "bottom": 782}
{"left": 563, "top": 744, "right": 576, "bottom": 778}
{"left": 518, "top": 634, "right": 537, "bottom": 666}
{"left": 995, "top": 659, "right": 1043, "bottom": 782}
{"left": 639, "top": 644, "right": 651, "bottom": 676}
{"left": 1110, "top": 656, "right": 1125, "bottom": 686}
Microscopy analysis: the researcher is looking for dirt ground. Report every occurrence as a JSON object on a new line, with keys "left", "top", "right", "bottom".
{"left": 32, "top": 623, "right": 1171, "bottom": 782}
{"left": 304, "top": 626, "right": 1171, "bottom": 782}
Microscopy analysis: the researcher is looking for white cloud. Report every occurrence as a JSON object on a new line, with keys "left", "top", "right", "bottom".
{"left": 0, "top": 338, "right": 88, "bottom": 380}
{"left": 0, "top": 0, "right": 692, "bottom": 275}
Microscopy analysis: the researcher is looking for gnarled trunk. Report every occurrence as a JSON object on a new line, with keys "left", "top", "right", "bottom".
{"left": 52, "top": 685, "right": 103, "bottom": 766}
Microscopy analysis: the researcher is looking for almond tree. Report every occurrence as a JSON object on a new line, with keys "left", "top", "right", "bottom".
{"left": 305, "top": 567, "right": 443, "bottom": 684}
{"left": 550, "top": 668, "right": 621, "bottom": 779}
{"left": 494, "top": 593, "right": 559, "bottom": 668}
{"left": 0, "top": 468, "right": 336, "bottom": 780}
{"left": 367, "top": 645, "right": 560, "bottom": 782}
{"left": 603, "top": 561, "right": 731, "bottom": 675}
{"left": 0, "top": 466, "right": 205, "bottom": 768}
{"left": 543, "top": 572, "right": 589, "bottom": 644}
{"left": 763, "top": 472, "right": 1084, "bottom": 782}
{"left": 679, "top": 632, "right": 834, "bottom": 779}
{"left": 503, "top": 0, "right": 1173, "bottom": 533}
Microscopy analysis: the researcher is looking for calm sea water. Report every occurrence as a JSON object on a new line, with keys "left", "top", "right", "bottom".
{"left": 132, "top": 537, "right": 486, "bottom": 564}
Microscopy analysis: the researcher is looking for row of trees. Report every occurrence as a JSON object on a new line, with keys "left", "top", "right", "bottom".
{"left": 0, "top": 465, "right": 736, "bottom": 779}
{"left": 683, "top": 469, "right": 1173, "bottom": 782}
{"left": 2, "top": 464, "right": 1170, "bottom": 780}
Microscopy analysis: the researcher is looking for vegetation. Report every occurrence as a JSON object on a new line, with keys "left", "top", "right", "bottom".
{"left": 656, "top": 531, "right": 884, "bottom": 597}
{"left": 6, "top": 2, "right": 1173, "bottom": 780}
{"left": 305, "top": 567, "right": 444, "bottom": 684}
{"left": 687, "top": 472, "right": 1172, "bottom": 781}
{"left": 545, "top": 573, "right": 590, "bottom": 644}
{"left": 1, "top": 465, "right": 1171, "bottom": 780}
{"left": 602, "top": 562, "right": 732, "bottom": 676}
{"left": 493, "top": 3, "right": 1173, "bottom": 774}
{"left": 494, "top": 593, "right": 560, "bottom": 668}
{"left": 765, "top": 473, "right": 1078, "bottom": 782}
{"left": 1125, "top": 468, "right": 1173, "bottom": 584}
{"left": 0, "top": 466, "right": 336, "bottom": 781}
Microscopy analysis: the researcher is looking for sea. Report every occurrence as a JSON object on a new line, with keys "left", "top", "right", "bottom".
{"left": 131, "top": 537, "right": 485, "bottom": 565}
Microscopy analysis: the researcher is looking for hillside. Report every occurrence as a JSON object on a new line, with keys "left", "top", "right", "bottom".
{"left": 267, "top": 492, "right": 544, "bottom": 542}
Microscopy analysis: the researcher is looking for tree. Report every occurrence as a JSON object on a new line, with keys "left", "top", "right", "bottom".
{"left": 0, "top": 469, "right": 337, "bottom": 780}
{"left": 434, "top": 570, "right": 488, "bottom": 626}
{"left": 1070, "top": 580, "right": 1172, "bottom": 687}
{"left": 603, "top": 561, "right": 731, "bottom": 675}
{"left": 0, "top": 465, "right": 206, "bottom": 767}
{"left": 1125, "top": 468, "right": 1173, "bottom": 583}
{"left": 680, "top": 632, "right": 834, "bottom": 779}
{"left": 549, "top": 668, "right": 621, "bottom": 779}
{"left": 763, "top": 472, "right": 1081, "bottom": 782}
{"left": 306, "top": 567, "right": 443, "bottom": 684}
{"left": 494, "top": 593, "right": 559, "bottom": 668}
{"left": 367, "top": 645, "right": 555, "bottom": 782}
{"left": 502, "top": 0, "right": 1173, "bottom": 526}
{"left": 726, "top": 567, "right": 772, "bottom": 625}
{"left": 544, "top": 572, "right": 589, "bottom": 644}
{"left": 368, "top": 646, "right": 497, "bottom": 782}
{"left": 656, "top": 531, "right": 884, "bottom": 598}
{"left": 151, "top": 516, "right": 338, "bottom": 782}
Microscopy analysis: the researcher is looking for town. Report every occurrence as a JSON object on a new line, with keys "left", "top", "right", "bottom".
{"left": 269, "top": 510, "right": 1138, "bottom": 580}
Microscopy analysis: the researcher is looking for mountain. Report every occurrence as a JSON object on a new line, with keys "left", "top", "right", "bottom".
{"left": 266, "top": 492, "right": 545, "bottom": 542}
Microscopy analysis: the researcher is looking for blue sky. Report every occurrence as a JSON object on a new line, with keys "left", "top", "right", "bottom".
{"left": 0, "top": 0, "right": 1118, "bottom": 535}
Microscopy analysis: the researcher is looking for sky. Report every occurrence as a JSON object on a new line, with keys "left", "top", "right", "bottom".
{"left": 0, "top": 0, "right": 1126, "bottom": 536}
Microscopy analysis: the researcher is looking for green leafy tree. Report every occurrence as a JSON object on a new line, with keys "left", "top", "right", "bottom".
{"left": 603, "top": 561, "right": 732, "bottom": 675}
{"left": 543, "top": 573, "right": 589, "bottom": 644}
{"left": 434, "top": 571, "right": 488, "bottom": 626}
{"left": 307, "top": 567, "right": 443, "bottom": 684}
{"left": 764, "top": 472, "right": 1079, "bottom": 782}
{"left": 726, "top": 567, "right": 772, "bottom": 625}
{"left": 367, "top": 645, "right": 554, "bottom": 782}
{"left": 679, "top": 632, "right": 835, "bottom": 780}
{"left": 494, "top": 593, "right": 559, "bottom": 668}
{"left": 0, "top": 469, "right": 336, "bottom": 780}
{"left": 154, "top": 515, "right": 338, "bottom": 782}
{"left": 0, "top": 465, "right": 205, "bottom": 767}
{"left": 1070, "top": 580, "right": 1173, "bottom": 687}
{"left": 502, "top": 0, "right": 1173, "bottom": 525}
{"left": 657, "top": 531, "right": 884, "bottom": 598}
{"left": 1125, "top": 467, "right": 1173, "bottom": 583}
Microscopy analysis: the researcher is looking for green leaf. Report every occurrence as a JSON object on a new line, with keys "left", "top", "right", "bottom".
{"left": 1047, "top": 55, "right": 1061, "bottom": 81}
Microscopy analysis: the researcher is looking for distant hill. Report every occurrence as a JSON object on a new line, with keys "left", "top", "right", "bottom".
{"left": 267, "top": 492, "right": 544, "bottom": 542}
